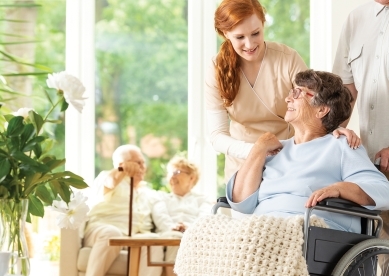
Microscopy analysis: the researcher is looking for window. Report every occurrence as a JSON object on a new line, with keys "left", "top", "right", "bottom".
{"left": 94, "top": 0, "right": 189, "bottom": 190}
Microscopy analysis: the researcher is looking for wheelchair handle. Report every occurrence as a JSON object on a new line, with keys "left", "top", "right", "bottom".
{"left": 211, "top": 197, "right": 231, "bottom": 214}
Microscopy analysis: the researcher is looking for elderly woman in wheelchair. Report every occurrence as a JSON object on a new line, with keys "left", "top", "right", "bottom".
{"left": 227, "top": 69, "right": 389, "bottom": 234}
{"left": 175, "top": 70, "right": 389, "bottom": 276}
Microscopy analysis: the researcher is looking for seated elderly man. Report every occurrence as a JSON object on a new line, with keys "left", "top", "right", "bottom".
{"left": 84, "top": 144, "right": 170, "bottom": 276}
{"left": 227, "top": 69, "right": 389, "bottom": 233}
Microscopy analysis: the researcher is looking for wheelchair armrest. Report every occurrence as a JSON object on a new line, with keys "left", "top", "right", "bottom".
{"left": 217, "top": 197, "right": 228, "bottom": 204}
{"left": 317, "top": 198, "right": 381, "bottom": 216}
{"left": 303, "top": 197, "right": 383, "bottom": 258}
{"left": 211, "top": 197, "right": 231, "bottom": 214}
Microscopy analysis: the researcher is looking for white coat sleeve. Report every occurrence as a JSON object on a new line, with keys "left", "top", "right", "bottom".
{"left": 206, "top": 109, "right": 254, "bottom": 159}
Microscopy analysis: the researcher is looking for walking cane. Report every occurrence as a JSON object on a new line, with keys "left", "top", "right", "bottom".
{"left": 127, "top": 176, "right": 134, "bottom": 276}
{"left": 118, "top": 167, "right": 134, "bottom": 276}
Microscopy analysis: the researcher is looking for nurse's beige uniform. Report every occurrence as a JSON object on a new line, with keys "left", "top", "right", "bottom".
{"left": 205, "top": 41, "right": 308, "bottom": 182}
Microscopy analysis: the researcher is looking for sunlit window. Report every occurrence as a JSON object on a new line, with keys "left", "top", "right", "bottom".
{"left": 95, "top": 0, "right": 189, "bottom": 191}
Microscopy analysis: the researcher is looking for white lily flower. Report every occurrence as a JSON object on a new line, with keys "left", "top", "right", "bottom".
{"left": 46, "top": 71, "right": 87, "bottom": 113}
{"left": 50, "top": 192, "right": 90, "bottom": 230}
{"left": 12, "top": 107, "right": 34, "bottom": 119}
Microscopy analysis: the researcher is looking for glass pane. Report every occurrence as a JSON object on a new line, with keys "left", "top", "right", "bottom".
{"left": 95, "top": 0, "right": 189, "bottom": 190}
{"left": 0, "top": 0, "right": 66, "bottom": 275}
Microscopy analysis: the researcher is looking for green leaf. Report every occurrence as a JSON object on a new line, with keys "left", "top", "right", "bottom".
{"left": 23, "top": 135, "right": 45, "bottom": 152}
{"left": 61, "top": 178, "right": 88, "bottom": 189}
{"left": 33, "top": 143, "right": 42, "bottom": 159}
{"left": 59, "top": 181, "right": 71, "bottom": 203}
{"left": 1, "top": 72, "right": 50, "bottom": 77}
{"left": 60, "top": 98, "right": 69, "bottom": 112}
{"left": 0, "top": 40, "right": 41, "bottom": 45}
{"left": 28, "top": 110, "right": 44, "bottom": 134}
{"left": 28, "top": 194, "right": 44, "bottom": 218}
{"left": 50, "top": 180, "right": 71, "bottom": 203}
{"left": 43, "top": 158, "right": 66, "bottom": 171}
{"left": 23, "top": 174, "right": 53, "bottom": 196}
{"left": 51, "top": 171, "right": 84, "bottom": 180}
{"left": 45, "top": 119, "right": 62, "bottom": 124}
{"left": 0, "top": 156, "right": 11, "bottom": 182}
{"left": 35, "top": 185, "right": 54, "bottom": 205}
{"left": 20, "top": 123, "right": 36, "bottom": 149}
{"left": 6, "top": 116, "right": 24, "bottom": 137}
{"left": 11, "top": 150, "right": 38, "bottom": 166}
{"left": 0, "top": 50, "right": 52, "bottom": 72}
{"left": 49, "top": 180, "right": 60, "bottom": 199}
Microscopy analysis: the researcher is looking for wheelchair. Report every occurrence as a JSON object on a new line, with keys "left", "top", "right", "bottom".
{"left": 212, "top": 197, "right": 389, "bottom": 276}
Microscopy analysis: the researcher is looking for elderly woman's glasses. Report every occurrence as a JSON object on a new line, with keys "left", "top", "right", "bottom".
{"left": 289, "top": 88, "right": 314, "bottom": 99}
{"left": 171, "top": 170, "right": 190, "bottom": 176}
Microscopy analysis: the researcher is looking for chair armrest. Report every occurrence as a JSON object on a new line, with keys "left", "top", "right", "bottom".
{"left": 59, "top": 228, "right": 82, "bottom": 276}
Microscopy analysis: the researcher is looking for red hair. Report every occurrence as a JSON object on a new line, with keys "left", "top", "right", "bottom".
{"left": 214, "top": 0, "right": 266, "bottom": 107}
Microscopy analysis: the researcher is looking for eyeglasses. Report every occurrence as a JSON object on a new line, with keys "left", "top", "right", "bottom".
{"left": 170, "top": 170, "right": 190, "bottom": 176}
{"left": 289, "top": 88, "right": 314, "bottom": 99}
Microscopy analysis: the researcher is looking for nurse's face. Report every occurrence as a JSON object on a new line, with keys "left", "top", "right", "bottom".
{"left": 223, "top": 14, "right": 265, "bottom": 63}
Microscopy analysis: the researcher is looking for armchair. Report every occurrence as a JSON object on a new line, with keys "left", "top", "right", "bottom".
{"left": 59, "top": 228, "right": 127, "bottom": 276}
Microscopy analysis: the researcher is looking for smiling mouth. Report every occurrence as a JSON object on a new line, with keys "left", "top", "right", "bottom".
{"left": 244, "top": 46, "right": 258, "bottom": 53}
{"left": 287, "top": 107, "right": 296, "bottom": 111}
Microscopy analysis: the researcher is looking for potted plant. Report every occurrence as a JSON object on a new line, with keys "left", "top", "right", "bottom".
{"left": 0, "top": 71, "right": 89, "bottom": 276}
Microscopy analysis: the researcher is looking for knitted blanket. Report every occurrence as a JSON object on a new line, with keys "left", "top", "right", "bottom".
{"left": 174, "top": 214, "right": 327, "bottom": 276}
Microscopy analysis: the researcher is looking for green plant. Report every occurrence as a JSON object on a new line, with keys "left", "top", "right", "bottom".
{"left": 0, "top": 71, "right": 88, "bottom": 222}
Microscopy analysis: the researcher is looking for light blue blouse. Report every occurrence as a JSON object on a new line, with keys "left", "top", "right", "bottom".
{"left": 226, "top": 135, "right": 389, "bottom": 233}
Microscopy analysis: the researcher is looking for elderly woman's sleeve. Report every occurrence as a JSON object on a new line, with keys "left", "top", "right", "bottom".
{"left": 225, "top": 172, "right": 259, "bottom": 214}
{"left": 151, "top": 192, "right": 177, "bottom": 232}
{"left": 341, "top": 146, "right": 389, "bottom": 210}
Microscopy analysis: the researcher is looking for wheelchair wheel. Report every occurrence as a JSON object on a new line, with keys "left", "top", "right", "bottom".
{"left": 332, "top": 238, "right": 389, "bottom": 276}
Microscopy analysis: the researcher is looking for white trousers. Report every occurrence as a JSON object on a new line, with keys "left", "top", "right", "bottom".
{"left": 84, "top": 224, "right": 163, "bottom": 276}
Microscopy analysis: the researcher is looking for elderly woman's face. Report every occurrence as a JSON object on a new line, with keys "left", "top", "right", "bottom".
{"left": 167, "top": 166, "right": 195, "bottom": 197}
{"left": 284, "top": 86, "right": 316, "bottom": 124}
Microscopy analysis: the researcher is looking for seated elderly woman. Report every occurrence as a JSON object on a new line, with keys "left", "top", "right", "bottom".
{"left": 226, "top": 69, "right": 389, "bottom": 233}
{"left": 153, "top": 156, "right": 213, "bottom": 276}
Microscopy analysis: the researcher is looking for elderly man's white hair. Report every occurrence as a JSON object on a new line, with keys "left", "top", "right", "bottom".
{"left": 112, "top": 144, "right": 142, "bottom": 168}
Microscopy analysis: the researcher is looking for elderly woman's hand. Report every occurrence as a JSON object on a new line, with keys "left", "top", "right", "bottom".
{"left": 333, "top": 127, "right": 361, "bottom": 149}
{"left": 255, "top": 132, "right": 283, "bottom": 156}
{"left": 305, "top": 182, "right": 375, "bottom": 208}
{"left": 305, "top": 185, "right": 341, "bottom": 208}
{"left": 173, "top": 222, "right": 187, "bottom": 232}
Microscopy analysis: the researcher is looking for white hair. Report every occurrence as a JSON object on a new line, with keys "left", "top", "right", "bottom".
{"left": 112, "top": 144, "right": 142, "bottom": 168}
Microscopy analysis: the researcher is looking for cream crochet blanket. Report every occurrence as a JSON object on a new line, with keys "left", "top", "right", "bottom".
{"left": 174, "top": 214, "right": 327, "bottom": 276}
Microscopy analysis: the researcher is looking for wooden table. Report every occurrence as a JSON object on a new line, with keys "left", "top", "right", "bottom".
{"left": 109, "top": 237, "right": 181, "bottom": 276}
